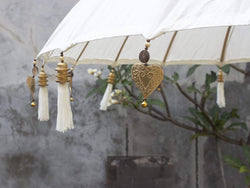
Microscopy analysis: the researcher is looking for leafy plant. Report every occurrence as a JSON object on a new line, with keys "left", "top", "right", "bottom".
{"left": 223, "top": 145, "right": 250, "bottom": 185}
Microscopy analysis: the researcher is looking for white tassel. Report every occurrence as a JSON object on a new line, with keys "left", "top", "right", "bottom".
{"left": 56, "top": 83, "right": 74, "bottom": 132}
{"left": 216, "top": 69, "right": 225, "bottom": 108}
{"left": 217, "top": 82, "right": 225, "bottom": 108}
{"left": 100, "top": 83, "right": 113, "bottom": 111}
{"left": 38, "top": 86, "right": 49, "bottom": 121}
{"left": 99, "top": 69, "right": 115, "bottom": 111}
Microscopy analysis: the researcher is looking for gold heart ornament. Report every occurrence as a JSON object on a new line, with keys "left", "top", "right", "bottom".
{"left": 131, "top": 64, "right": 164, "bottom": 99}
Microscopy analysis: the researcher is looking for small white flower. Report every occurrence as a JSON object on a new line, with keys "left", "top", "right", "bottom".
{"left": 111, "top": 91, "right": 115, "bottom": 97}
{"left": 110, "top": 99, "right": 119, "bottom": 104}
{"left": 87, "top": 68, "right": 94, "bottom": 74}
{"left": 94, "top": 72, "right": 99, "bottom": 77}
{"left": 92, "top": 69, "right": 97, "bottom": 73}
{"left": 97, "top": 70, "right": 102, "bottom": 75}
{"left": 114, "top": 89, "right": 122, "bottom": 94}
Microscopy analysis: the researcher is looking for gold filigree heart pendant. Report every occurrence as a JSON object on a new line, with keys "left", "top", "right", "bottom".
{"left": 131, "top": 64, "right": 164, "bottom": 99}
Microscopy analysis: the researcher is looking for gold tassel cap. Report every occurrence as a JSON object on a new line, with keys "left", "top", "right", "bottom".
{"left": 107, "top": 70, "right": 115, "bottom": 84}
{"left": 55, "top": 53, "right": 69, "bottom": 84}
{"left": 217, "top": 69, "right": 224, "bottom": 82}
{"left": 38, "top": 68, "right": 48, "bottom": 87}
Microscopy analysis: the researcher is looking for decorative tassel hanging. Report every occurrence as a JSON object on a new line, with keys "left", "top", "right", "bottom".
{"left": 131, "top": 40, "right": 164, "bottom": 108}
{"left": 100, "top": 69, "right": 115, "bottom": 111}
{"left": 38, "top": 67, "right": 49, "bottom": 121}
{"left": 68, "top": 68, "right": 74, "bottom": 102}
{"left": 55, "top": 52, "right": 74, "bottom": 132}
{"left": 26, "top": 59, "right": 38, "bottom": 107}
{"left": 217, "top": 69, "right": 225, "bottom": 108}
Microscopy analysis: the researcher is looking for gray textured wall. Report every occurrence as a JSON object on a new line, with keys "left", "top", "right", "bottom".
{"left": 0, "top": 0, "right": 249, "bottom": 188}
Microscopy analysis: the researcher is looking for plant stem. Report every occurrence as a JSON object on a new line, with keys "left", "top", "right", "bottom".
{"left": 216, "top": 140, "right": 227, "bottom": 188}
{"left": 159, "top": 83, "right": 171, "bottom": 117}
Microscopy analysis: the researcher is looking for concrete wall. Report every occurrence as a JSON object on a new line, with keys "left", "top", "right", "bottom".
{"left": 0, "top": 0, "right": 248, "bottom": 187}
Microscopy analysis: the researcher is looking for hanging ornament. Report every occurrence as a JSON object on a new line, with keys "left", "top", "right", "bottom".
{"left": 55, "top": 52, "right": 74, "bottom": 132}
{"left": 38, "top": 66, "right": 49, "bottom": 121}
{"left": 26, "top": 59, "right": 38, "bottom": 107}
{"left": 131, "top": 40, "right": 164, "bottom": 108}
{"left": 100, "top": 69, "right": 116, "bottom": 111}
{"left": 68, "top": 67, "right": 74, "bottom": 102}
{"left": 217, "top": 69, "right": 225, "bottom": 108}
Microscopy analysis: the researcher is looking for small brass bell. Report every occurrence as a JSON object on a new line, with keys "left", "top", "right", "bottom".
{"left": 141, "top": 100, "right": 148, "bottom": 108}
{"left": 70, "top": 97, "right": 74, "bottom": 101}
{"left": 30, "top": 101, "right": 36, "bottom": 107}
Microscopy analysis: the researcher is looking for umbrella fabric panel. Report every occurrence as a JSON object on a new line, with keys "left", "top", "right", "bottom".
{"left": 165, "top": 27, "right": 228, "bottom": 66}
{"left": 42, "top": 25, "right": 250, "bottom": 66}
{"left": 225, "top": 26, "right": 250, "bottom": 64}
{"left": 38, "top": 0, "right": 250, "bottom": 58}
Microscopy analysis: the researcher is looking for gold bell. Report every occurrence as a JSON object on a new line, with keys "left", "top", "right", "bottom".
{"left": 70, "top": 97, "right": 74, "bottom": 101}
{"left": 107, "top": 69, "right": 116, "bottom": 84}
{"left": 30, "top": 101, "right": 36, "bottom": 107}
{"left": 141, "top": 100, "right": 148, "bottom": 108}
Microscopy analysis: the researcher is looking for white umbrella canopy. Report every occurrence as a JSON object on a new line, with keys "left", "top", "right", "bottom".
{"left": 32, "top": 0, "right": 250, "bottom": 132}
{"left": 37, "top": 0, "right": 250, "bottom": 67}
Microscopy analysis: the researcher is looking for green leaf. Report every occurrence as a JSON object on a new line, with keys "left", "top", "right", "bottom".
{"left": 230, "top": 109, "right": 240, "bottom": 119}
{"left": 221, "top": 65, "right": 231, "bottom": 74}
{"left": 187, "top": 85, "right": 202, "bottom": 94}
{"left": 243, "top": 145, "right": 250, "bottom": 163}
{"left": 240, "top": 165, "right": 248, "bottom": 173}
{"left": 223, "top": 154, "right": 245, "bottom": 169}
{"left": 164, "top": 75, "right": 174, "bottom": 83}
{"left": 183, "top": 116, "right": 204, "bottom": 129}
{"left": 147, "top": 99, "right": 165, "bottom": 109}
{"left": 227, "top": 122, "right": 247, "bottom": 130}
{"left": 205, "top": 71, "right": 217, "bottom": 90}
{"left": 172, "top": 72, "right": 179, "bottom": 81}
{"left": 186, "top": 65, "right": 200, "bottom": 77}
{"left": 188, "top": 108, "right": 210, "bottom": 129}
{"left": 245, "top": 176, "right": 250, "bottom": 185}
{"left": 209, "top": 105, "right": 221, "bottom": 122}
{"left": 86, "top": 88, "right": 100, "bottom": 98}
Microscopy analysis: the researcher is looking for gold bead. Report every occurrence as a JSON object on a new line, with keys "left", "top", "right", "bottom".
{"left": 145, "top": 42, "right": 150, "bottom": 48}
{"left": 70, "top": 97, "right": 74, "bottom": 101}
{"left": 60, "top": 56, "right": 64, "bottom": 62}
{"left": 33, "top": 60, "right": 37, "bottom": 65}
{"left": 157, "top": 88, "right": 161, "bottom": 91}
{"left": 30, "top": 101, "right": 36, "bottom": 107}
{"left": 141, "top": 100, "right": 148, "bottom": 108}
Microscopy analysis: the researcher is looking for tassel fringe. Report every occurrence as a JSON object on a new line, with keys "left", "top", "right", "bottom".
{"left": 38, "top": 86, "right": 49, "bottom": 121}
{"left": 217, "top": 82, "right": 225, "bottom": 108}
{"left": 100, "top": 83, "right": 113, "bottom": 111}
{"left": 56, "top": 83, "right": 74, "bottom": 132}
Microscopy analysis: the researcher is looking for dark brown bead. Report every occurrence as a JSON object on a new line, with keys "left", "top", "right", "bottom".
{"left": 139, "top": 50, "right": 150, "bottom": 63}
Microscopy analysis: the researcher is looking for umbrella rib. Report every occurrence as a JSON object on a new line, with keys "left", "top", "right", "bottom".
{"left": 64, "top": 43, "right": 78, "bottom": 53}
{"left": 220, "top": 26, "right": 232, "bottom": 63}
{"left": 75, "top": 41, "right": 90, "bottom": 63}
{"left": 114, "top": 36, "right": 129, "bottom": 63}
{"left": 162, "top": 31, "right": 178, "bottom": 64}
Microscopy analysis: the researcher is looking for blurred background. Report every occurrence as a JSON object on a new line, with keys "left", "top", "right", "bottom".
{"left": 0, "top": 0, "right": 249, "bottom": 187}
